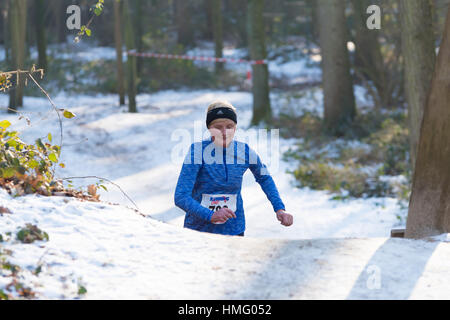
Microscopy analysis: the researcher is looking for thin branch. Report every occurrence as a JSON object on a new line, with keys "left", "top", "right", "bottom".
{"left": 59, "top": 175, "right": 140, "bottom": 212}
{"left": 26, "top": 72, "right": 64, "bottom": 178}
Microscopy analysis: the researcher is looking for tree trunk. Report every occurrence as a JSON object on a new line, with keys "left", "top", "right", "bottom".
{"left": 204, "top": 0, "right": 213, "bottom": 40}
{"left": 351, "top": 0, "right": 384, "bottom": 79}
{"left": 227, "top": 0, "right": 247, "bottom": 47}
{"left": 351, "top": 0, "right": 390, "bottom": 111}
{"left": 405, "top": 7, "right": 450, "bottom": 239}
{"left": 400, "top": 0, "right": 436, "bottom": 172}
{"left": 175, "top": 0, "right": 194, "bottom": 48}
{"left": 212, "top": 0, "right": 224, "bottom": 74}
{"left": 317, "top": 0, "right": 356, "bottom": 136}
{"left": 35, "top": 0, "right": 47, "bottom": 72}
{"left": 9, "top": 0, "right": 28, "bottom": 112}
{"left": 2, "top": 1, "right": 10, "bottom": 65}
{"left": 306, "top": 0, "right": 319, "bottom": 44}
{"left": 52, "top": 0, "right": 65, "bottom": 43}
{"left": 123, "top": 0, "right": 138, "bottom": 113}
{"left": 133, "top": 0, "right": 144, "bottom": 76}
{"left": 114, "top": 0, "right": 125, "bottom": 106}
{"left": 247, "top": 0, "right": 272, "bottom": 125}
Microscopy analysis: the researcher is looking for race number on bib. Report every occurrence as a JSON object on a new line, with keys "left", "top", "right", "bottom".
{"left": 201, "top": 194, "right": 237, "bottom": 213}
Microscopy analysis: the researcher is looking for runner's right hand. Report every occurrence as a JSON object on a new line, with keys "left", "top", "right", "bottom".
{"left": 211, "top": 208, "right": 236, "bottom": 224}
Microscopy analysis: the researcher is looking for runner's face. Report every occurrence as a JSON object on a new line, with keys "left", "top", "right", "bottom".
{"left": 208, "top": 119, "right": 236, "bottom": 147}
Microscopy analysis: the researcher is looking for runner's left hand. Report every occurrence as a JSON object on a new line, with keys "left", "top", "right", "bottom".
{"left": 276, "top": 210, "right": 293, "bottom": 226}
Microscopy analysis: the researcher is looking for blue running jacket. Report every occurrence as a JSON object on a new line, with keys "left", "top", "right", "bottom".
{"left": 174, "top": 137, "right": 285, "bottom": 235}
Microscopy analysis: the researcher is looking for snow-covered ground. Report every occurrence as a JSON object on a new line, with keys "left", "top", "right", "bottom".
{"left": 1, "top": 188, "right": 449, "bottom": 299}
{"left": 1, "top": 40, "right": 448, "bottom": 299}
{"left": 0, "top": 89, "right": 404, "bottom": 240}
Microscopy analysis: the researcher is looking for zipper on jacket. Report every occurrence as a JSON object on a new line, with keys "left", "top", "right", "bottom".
{"left": 223, "top": 146, "right": 228, "bottom": 182}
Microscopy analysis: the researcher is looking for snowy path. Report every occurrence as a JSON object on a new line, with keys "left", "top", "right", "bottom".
{"left": 0, "top": 89, "right": 405, "bottom": 241}
{"left": 0, "top": 40, "right": 445, "bottom": 299}
{"left": 1, "top": 189, "right": 449, "bottom": 299}
{"left": 2, "top": 89, "right": 445, "bottom": 300}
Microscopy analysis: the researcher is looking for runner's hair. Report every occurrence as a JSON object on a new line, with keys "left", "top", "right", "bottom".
{"left": 206, "top": 100, "right": 237, "bottom": 113}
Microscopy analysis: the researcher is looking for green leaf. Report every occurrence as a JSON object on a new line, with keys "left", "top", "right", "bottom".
{"left": 0, "top": 289, "right": 8, "bottom": 300}
{"left": 94, "top": 8, "right": 101, "bottom": 16}
{"left": 3, "top": 167, "right": 15, "bottom": 178}
{"left": 52, "top": 145, "right": 61, "bottom": 157}
{"left": 15, "top": 143, "right": 24, "bottom": 151}
{"left": 78, "top": 285, "right": 87, "bottom": 295}
{"left": 85, "top": 28, "right": 92, "bottom": 37}
{"left": 28, "top": 159, "right": 39, "bottom": 168}
{"left": 63, "top": 110, "right": 76, "bottom": 119}
{"left": 99, "top": 184, "right": 108, "bottom": 191}
{"left": 34, "top": 266, "right": 42, "bottom": 275}
{"left": 47, "top": 133, "right": 52, "bottom": 142}
{"left": 48, "top": 153, "right": 58, "bottom": 163}
{"left": 0, "top": 120, "right": 11, "bottom": 129}
{"left": 6, "top": 131, "right": 18, "bottom": 137}
{"left": 6, "top": 140, "right": 17, "bottom": 148}
{"left": 36, "top": 138, "right": 45, "bottom": 150}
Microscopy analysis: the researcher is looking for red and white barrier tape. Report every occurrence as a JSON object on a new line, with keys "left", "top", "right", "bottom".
{"left": 126, "top": 50, "right": 268, "bottom": 80}
{"left": 126, "top": 50, "right": 268, "bottom": 65}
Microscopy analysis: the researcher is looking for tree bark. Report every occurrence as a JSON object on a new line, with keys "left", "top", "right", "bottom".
{"left": 114, "top": 0, "right": 125, "bottom": 106}
{"left": 175, "top": 0, "right": 194, "bottom": 48}
{"left": 133, "top": 0, "right": 144, "bottom": 76}
{"left": 2, "top": 1, "right": 10, "bottom": 65}
{"left": 306, "top": 0, "right": 319, "bottom": 44}
{"left": 212, "top": 0, "right": 224, "bottom": 74}
{"left": 351, "top": 0, "right": 384, "bottom": 81}
{"left": 405, "top": 7, "right": 450, "bottom": 239}
{"left": 247, "top": 0, "right": 272, "bottom": 125}
{"left": 52, "top": 0, "right": 66, "bottom": 43}
{"left": 400, "top": 0, "right": 436, "bottom": 172}
{"left": 317, "top": 0, "right": 356, "bottom": 136}
{"left": 228, "top": 0, "right": 248, "bottom": 47}
{"left": 9, "top": 0, "right": 28, "bottom": 112}
{"left": 123, "top": 0, "right": 138, "bottom": 113}
{"left": 35, "top": 0, "right": 47, "bottom": 72}
{"left": 204, "top": 0, "right": 213, "bottom": 40}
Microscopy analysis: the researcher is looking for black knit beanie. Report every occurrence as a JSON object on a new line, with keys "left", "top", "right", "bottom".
{"left": 206, "top": 107, "right": 237, "bottom": 128}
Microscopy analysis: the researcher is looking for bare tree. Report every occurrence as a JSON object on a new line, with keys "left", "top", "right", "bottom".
{"left": 1, "top": 1, "right": 10, "bottom": 64}
{"left": 405, "top": 7, "right": 450, "bottom": 239}
{"left": 174, "top": 0, "right": 194, "bottom": 48}
{"left": 114, "top": 0, "right": 125, "bottom": 106}
{"left": 317, "top": 0, "right": 356, "bottom": 136}
{"left": 400, "top": 0, "right": 436, "bottom": 171}
{"left": 9, "top": 0, "right": 28, "bottom": 112}
{"left": 247, "top": 0, "right": 272, "bottom": 125}
{"left": 35, "top": 0, "right": 47, "bottom": 71}
{"left": 212, "top": 0, "right": 224, "bottom": 74}
{"left": 123, "top": 0, "right": 137, "bottom": 113}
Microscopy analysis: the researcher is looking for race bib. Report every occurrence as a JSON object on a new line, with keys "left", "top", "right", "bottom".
{"left": 201, "top": 194, "right": 237, "bottom": 216}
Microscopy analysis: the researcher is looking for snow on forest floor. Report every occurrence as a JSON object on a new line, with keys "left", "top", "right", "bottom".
{"left": 1, "top": 187, "right": 450, "bottom": 299}
{"left": 1, "top": 88, "right": 448, "bottom": 300}
{"left": 1, "top": 40, "right": 448, "bottom": 299}
{"left": 0, "top": 88, "right": 404, "bottom": 240}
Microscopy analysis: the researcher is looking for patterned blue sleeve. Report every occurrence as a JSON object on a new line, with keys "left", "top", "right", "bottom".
{"left": 174, "top": 143, "right": 214, "bottom": 222}
{"left": 247, "top": 145, "right": 286, "bottom": 213}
